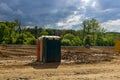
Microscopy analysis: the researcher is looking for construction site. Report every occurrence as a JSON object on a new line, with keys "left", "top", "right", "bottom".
{"left": 1, "top": 0, "right": 120, "bottom": 80}
{"left": 0, "top": 45, "right": 120, "bottom": 80}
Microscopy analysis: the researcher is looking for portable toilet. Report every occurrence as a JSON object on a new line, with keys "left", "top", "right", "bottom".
{"left": 37, "top": 36, "right": 61, "bottom": 63}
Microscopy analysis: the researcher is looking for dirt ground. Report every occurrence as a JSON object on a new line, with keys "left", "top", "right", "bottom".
{"left": 0, "top": 45, "right": 120, "bottom": 80}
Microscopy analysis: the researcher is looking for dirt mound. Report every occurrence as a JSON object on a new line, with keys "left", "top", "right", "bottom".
{"left": 62, "top": 51, "right": 113, "bottom": 64}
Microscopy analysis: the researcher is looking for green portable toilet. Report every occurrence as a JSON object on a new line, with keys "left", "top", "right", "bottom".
{"left": 37, "top": 36, "right": 61, "bottom": 63}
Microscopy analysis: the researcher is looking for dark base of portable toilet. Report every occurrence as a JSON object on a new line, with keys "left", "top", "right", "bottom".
{"left": 37, "top": 36, "right": 61, "bottom": 63}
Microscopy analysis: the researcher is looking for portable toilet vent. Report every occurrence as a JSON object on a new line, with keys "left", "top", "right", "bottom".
{"left": 37, "top": 36, "right": 61, "bottom": 63}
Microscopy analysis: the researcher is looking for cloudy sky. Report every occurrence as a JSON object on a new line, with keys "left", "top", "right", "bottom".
{"left": 0, "top": 0, "right": 120, "bottom": 32}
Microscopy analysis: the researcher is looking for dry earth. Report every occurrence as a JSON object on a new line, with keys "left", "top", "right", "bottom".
{"left": 0, "top": 45, "right": 120, "bottom": 80}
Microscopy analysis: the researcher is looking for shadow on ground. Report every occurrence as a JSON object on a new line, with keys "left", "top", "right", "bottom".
{"left": 25, "top": 61, "right": 61, "bottom": 69}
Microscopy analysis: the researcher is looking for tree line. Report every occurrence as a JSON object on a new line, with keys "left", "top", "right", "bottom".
{"left": 0, "top": 19, "right": 119, "bottom": 46}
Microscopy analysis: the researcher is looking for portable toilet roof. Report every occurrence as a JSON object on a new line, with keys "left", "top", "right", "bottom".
{"left": 38, "top": 36, "right": 61, "bottom": 40}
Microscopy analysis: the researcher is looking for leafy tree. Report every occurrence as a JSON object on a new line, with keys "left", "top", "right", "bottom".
{"left": 63, "top": 33, "right": 75, "bottom": 41}
{"left": 15, "top": 19, "right": 21, "bottom": 33}
{"left": 82, "top": 19, "right": 102, "bottom": 46}
{"left": 15, "top": 32, "right": 36, "bottom": 45}
{"left": 71, "top": 37, "right": 82, "bottom": 46}
{"left": 62, "top": 33, "right": 82, "bottom": 46}
{"left": 61, "top": 39, "right": 71, "bottom": 46}
{"left": 46, "top": 28, "right": 55, "bottom": 35}
{"left": 96, "top": 37, "right": 103, "bottom": 46}
{"left": 34, "top": 26, "right": 38, "bottom": 38}
{"left": 40, "top": 30, "right": 49, "bottom": 36}
{"left": 65, "top": 29, "right": 76, "bottom": 35}
{"left": 84, "top": 35, "right": 91, "bottom": 46}
{"left": 90, "top": 19, "right": 101, "bottom": 45}
{"left": 5, "top": 22, "right": 16, "bottom": 44}
{"left": 0, "top": 20, "right": 119, "bottom": 46}
{"left": 82, "top": 20, "right": 87, "bottom": 44}
{"left": 0, "top": 23, "right": 10, "bottom": 44}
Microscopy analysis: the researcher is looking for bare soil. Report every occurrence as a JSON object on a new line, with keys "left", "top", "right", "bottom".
{"left": 0, "top": 45, "right": 120, "bottom": 80}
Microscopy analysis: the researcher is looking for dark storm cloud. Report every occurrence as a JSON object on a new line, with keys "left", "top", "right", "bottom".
{"left": 0, "top": 0, "right": 76, "bottom": 27}
{"left": 0, "top": 0, "right": 120, "bottom": 31}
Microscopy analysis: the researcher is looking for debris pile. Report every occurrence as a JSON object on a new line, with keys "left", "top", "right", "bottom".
{"left": 62, "top": 51, "right": 113, "bottom": 64}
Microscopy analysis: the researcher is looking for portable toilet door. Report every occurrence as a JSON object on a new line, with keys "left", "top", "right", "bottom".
{"left": 43, "top": 36, "right": 61, "bottom": 63}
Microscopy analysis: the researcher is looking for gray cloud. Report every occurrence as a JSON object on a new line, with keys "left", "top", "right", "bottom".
{"left": 0, "top": 0, "right": 120, "bottom": 32}
{"left": 101, "top": 19, "right": 120, "bottom": 32}
{"left": 0, "top": 2, "right": 13, "bottom": 12}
